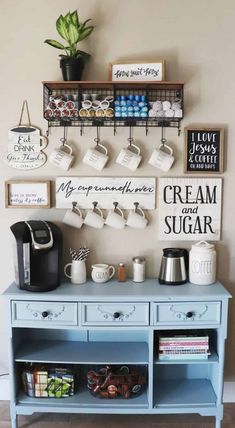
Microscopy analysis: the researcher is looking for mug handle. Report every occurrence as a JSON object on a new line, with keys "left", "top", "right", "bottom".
{"left": 114, "top": 205, "right": 124, "bottom": 218}
{"left": 64, "top": 263, "right": 72, "bottom": 279}
{"left": 135, "top": 206, "right": 145, "bottom": 218}
{"left": 39, "top": 135, "right": 48, "bottom": 150}
{"left": 61, "top": 143, "right": 73, "bottom": 155}
{"left": 159, "top": 143, "right": 173, "bottom": 156}
{"left": 94, "top": 206, "right": 104, "bottom": 219}
{"left": 72, "top": 205, "right": 82, "bottom": 217}
{"left": 97, "top": 143, "right": 108, "bottom": 156}
{"left": 108, "top": 265, "right": 115, "bottom": 279}
{"left": 128, "top": 143, "right": 140, "bottom": 155}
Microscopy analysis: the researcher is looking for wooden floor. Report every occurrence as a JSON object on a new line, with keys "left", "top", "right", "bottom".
{"left": 0, "top": 402, "right": 235, "bottom": 428}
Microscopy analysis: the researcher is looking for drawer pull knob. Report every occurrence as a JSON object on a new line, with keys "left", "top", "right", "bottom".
{"left": 113, "top": 312, "right": 121, "bottom": 319}
{"left": 42, "top": 311, "right": 49, "bottom": 318}
{"left": 186, "top": 311, "right": 194, "bottom": 318}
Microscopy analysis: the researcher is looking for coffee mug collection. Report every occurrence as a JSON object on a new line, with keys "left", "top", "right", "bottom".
{"left": 63, "top": 202, "right": 148, "bottom": 230}
{"left": 49, "top": 138, "right": 175, "bottom": 172}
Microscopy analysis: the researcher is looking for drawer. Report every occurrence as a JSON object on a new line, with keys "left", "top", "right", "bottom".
{"left": 82, "top": 302, "right": 149, "bottom": 326}
{"left": 153, "top": 301, "right": 221, "bottom": 325}
{"left": 12, "top": 301, "right": 78, "bottom": 326}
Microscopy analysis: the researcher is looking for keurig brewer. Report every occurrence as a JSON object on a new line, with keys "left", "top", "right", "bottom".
{"left": 11, "top": 220, "right": 63, "bottom": 292}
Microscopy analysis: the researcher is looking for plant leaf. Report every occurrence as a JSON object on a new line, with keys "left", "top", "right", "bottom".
{"left": 76, "top": 50, "right": 91, "bottom": 61}
{"left": 56, "top": 15, "right": 69, "bottom": 42}
{"left": 78, "top": 26, "right": 94, "bottom": 41}
{"left": 44, "top": 39, "right": 65, "bottom": 49}
{"left": 64, "top": 12, "right": 72, "bottom": 25}
{"left": 80, "top": 18, "right": 92, "bottom": 30}
{"left": 71, "top": 10, "right": 79, "bottom": 27}
{"left": 68, "top": 22, "right": 80, "bottom": 45}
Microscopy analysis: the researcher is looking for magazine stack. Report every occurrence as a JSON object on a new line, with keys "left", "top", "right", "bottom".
{"left": 158, "top": 334, "right": 210, "bottom": 361}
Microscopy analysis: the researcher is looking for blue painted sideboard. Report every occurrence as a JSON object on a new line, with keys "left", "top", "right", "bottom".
{"left": 3, "top": 279, "right": 231, "bottom": 428}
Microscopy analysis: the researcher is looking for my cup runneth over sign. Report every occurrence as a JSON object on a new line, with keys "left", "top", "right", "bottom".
{"left": 3, "top": 126, "right": 48, "bottom": 170}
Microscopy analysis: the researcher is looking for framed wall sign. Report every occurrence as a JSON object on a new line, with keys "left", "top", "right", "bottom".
{"left": 109, "top": 61, "right": 165, "bottom": 81}
{"left": 5, "top": 180, "right": 51, "bottom": 208}
{"left": 184, "top": 127, "right": 224, "bottom": 173}
{"left": 55, "top": 177, "right": 156, "bottom": 209}
{"left": 158, "top": 177, "right": 222, "bottom": 241}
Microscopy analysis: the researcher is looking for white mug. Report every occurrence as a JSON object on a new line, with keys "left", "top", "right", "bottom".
{"left": 91, "top": 264, "right": 115, "bottom": 283}
{"left": 116, "top": 143, "right": 142, "bottom": 171}
{"left": 84, "top": 205, "right": 105, "bottom": 229}
{"left": 148, "top": 143, "right": 174, "bottom": 172}
{"left": 126, "top": 206, "right": 148, "bottom": 229}
{"left": 49, "top": 143, "right": 74, "bottom": 171}
{"left": 62, "top": 205, "right": 83, "bottom": 229}
{"left": 105, "top": 205, "right": 126, "bottom": 229}
{"left": 82, "top": 143, "right": 109, "bottom": 171}
{"left": 64, "top": 260, "right": 86, "bottom": 284}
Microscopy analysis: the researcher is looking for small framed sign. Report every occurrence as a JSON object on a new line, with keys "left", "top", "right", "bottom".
{"left": 184, "top": 127, "right": 224, "bottom": 173}
{"left": 5, "top": 180, "right": 51, "bottom": 208}
{"left": 109, "top": 61, "right": 165, "bottom": 82}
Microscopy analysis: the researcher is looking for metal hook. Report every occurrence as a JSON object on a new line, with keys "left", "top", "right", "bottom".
{"left": 113, "top": 202, "right": 118, "bottom": 210}
{"left": 161, "top": 127, "right": 167, "bottom": 146}
{"left": 92, "top": 201, "right": 98, "bottom": 209}
{"left": 94, "top": 126, "right": 100, "bottom": 146}
{"left": 72, "top": 201, "right": 77, "bottom": 211}
{"left": 134, "top": 202, "right": 139, "bottom": 211}
{"left": 128, "top": 125, "right": 133, "bottom": 145}
{"left": 60, "top": 126, "right": 68, "bottom": 146}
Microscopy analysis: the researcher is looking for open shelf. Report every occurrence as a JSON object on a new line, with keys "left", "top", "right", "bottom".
{"left": 43, "top": 80, "right": 184, "bottom": 132}
{"left": 14, "top": 340, "right": 149, "bottom": 364}
{"left": 154, "top": 379, "right": 217, "bottom": 407}
{"left": 17, "top": 388, "right": 149, "bottom": 409}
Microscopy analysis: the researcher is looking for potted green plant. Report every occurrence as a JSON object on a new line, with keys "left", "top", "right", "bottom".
{"left": 44, "top": 10, "right": 94, "bottom": 81}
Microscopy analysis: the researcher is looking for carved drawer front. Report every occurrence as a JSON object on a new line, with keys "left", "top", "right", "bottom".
{"left": 12, "top": 301, "right": 78, "bottom": 326}
{"left": 82, "top": 302, "right": 149, "bottom": 326}
{"left": 153, "top": 301, "right": 221, "bottom": 325}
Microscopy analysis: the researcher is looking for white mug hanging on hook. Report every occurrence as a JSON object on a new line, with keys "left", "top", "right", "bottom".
{"left": 116, "top": 129, "right": 142, "bottom": 171}
{"left": 148, "top": 137, "right": 175, "bottom": 172}
{"left": 62, "top": 202, "right": 84, "bottom": 229}
{"left": 3, "top": 100, "right": 48, "bottom": 170}
{"left": 126, "top": 203, "right": 148, "bottom": 229}
{"left": 189, "top": 241, "right": 216, "bottom": 285}
{"left": 49, "top": 128, "right": 74, "bottom": 171}
{"left": 82, "top": 127, "right": 109, "bottom": 171}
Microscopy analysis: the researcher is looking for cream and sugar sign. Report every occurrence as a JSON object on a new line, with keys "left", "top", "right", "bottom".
{"left": 56, "top": 177, "right": 156, "bottom": 209}
{"left": 158, "top": 178, "right": 222, "bottom": 241}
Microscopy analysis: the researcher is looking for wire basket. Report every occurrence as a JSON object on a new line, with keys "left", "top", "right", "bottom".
{"left": 86, "top": 365, "right": 147, "bottom": 399}
{"left": 22, "top": 364, "right": 76, "bottom": 398}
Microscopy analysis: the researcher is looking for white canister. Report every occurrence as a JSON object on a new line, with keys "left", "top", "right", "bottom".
{"left": 189, "top": 241, "right": 216, "bottom": 285}
{"left": 132, "top": 257, "right": 146, "bottom": 283}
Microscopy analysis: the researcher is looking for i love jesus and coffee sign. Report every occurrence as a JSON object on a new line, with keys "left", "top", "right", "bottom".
{"left": 158, "top": 178, "right": 222, "bottom": 241}
{"left": 184, "top": 127, "right": 224, "bottom": 173}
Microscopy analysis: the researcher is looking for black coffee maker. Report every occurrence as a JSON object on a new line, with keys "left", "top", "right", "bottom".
{"left": 11, "top": 221, "right": 63, "bottom": 292}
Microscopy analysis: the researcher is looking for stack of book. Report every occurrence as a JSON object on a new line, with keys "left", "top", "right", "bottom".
{"left": 158, "top": 334, "right": 210, "bottom": 361}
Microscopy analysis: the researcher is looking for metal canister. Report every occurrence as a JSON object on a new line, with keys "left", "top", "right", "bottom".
{"left": 132, "top": 257, "right": 145, "bottom": 282}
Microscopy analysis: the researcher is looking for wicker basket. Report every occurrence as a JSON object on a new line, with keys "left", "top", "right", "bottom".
{"left": 87, "top": 365, "right": 147, "bottom": 399}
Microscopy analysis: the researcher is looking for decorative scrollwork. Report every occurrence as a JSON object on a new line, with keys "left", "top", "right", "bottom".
{"left": 169, "top": 304, "right": 208, "bottom": 321}
{"left": 26, "top": 304, "right": 65, "bottom": 320}
{"left": 97, "top": 305, "right": 136, "bottom": 321}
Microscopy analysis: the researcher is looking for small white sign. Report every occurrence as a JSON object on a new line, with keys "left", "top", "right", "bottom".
{"left": 158, "top": 177, "right": 222, "bottom": 241}
{"left": 110, "top": 61, "right": 165, "bottom": 81}
{"left": 56, "top": 177, "right": 156, "bottom": 209}
{"left": 5, "top": 181, "right": 51, "bottom": 208}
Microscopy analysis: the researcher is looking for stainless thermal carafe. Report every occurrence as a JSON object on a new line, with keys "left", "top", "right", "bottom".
{"left": 159, "top": 248, "right": 188, "bottom": 285}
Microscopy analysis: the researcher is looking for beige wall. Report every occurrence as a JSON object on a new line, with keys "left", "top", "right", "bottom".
{"left": 0, "top": 0, "right": 234, "bottom": 378}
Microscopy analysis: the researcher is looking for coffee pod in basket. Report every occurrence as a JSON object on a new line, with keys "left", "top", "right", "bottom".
{"left": 79, "top": 108, "right": 89, "bottom": 118}
{"left": 105, "top": 108, "right": 114, "bottom": 117}
{"left": 95, "top": 108, "right": 105, "bottom": 117}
